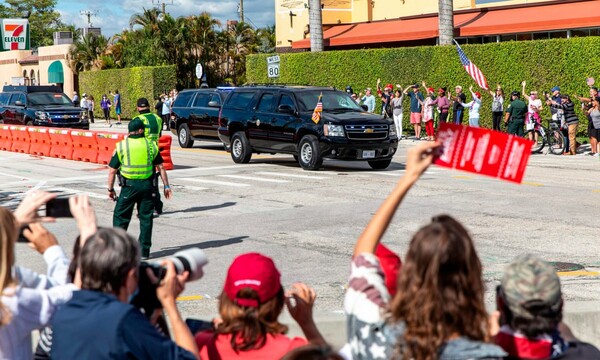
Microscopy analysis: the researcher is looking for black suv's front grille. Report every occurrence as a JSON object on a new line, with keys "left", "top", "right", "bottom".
{"left": 344, "top": 124, "right": 388, "bottom": 140}
{"left": 48, "top": 113, "right": 82, "bottom": 123}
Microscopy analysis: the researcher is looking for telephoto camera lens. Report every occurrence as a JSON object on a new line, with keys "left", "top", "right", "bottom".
{"left": 169, "top": 248, "right": 208, "bottom": 282}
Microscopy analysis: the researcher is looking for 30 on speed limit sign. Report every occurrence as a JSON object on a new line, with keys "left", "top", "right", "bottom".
{"left": 267, "top": 63, "right": 280, "bottom": 78}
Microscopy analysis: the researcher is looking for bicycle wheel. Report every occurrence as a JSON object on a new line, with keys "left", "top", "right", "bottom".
{"left": 524, "top": 129, "right": 545, "bottom": 153}
{"left": 547, "top": 129, "right": 566, "bottom": 155}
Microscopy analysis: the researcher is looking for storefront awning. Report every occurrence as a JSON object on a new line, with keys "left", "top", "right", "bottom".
{"left": 48, "top": 60, "right": 64, "bottom": 84}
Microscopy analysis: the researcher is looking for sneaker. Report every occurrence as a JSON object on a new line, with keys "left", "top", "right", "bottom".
{"left": 153, "top": 211, "right": 160, "bottom": 218}
{"left": 141, "top": 255, "right": 150, "bottom": 260}
{"left": 109, "top": 124, "right": 113, "bottom": 128}
{"left": 116, "top": 122, "right": 122, "bottom": 125}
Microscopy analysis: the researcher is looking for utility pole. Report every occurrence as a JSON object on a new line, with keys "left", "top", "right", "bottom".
{"left": 308, "top": 0, "right": 323, "bottom": 52}
{"left": 239, "top": 0, "right": 245, "bottom": 23}
{"left": 152, "top": 0, "right": 173, "bottom": 18}
{"left": 80, "top": 10, "right": 98, "bottom": 28}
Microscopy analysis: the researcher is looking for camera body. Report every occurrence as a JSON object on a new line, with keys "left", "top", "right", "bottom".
{"left": 131, "top": 248, "right": 208, "bottom": 316}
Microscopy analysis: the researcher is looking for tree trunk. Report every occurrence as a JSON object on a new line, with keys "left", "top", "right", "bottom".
{"left": 438, "top": 0, "right": 454, "bottom": 45}
{"left": 309, "top": 0, "right": 323, "bottom": 52}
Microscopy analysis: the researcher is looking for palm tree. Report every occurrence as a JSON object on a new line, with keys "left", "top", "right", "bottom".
{"left": 129, "top": 8, "right": 162, "bottom": 31}
{"left": 438, "top": 0, "right": 454, "bottom": 45}
{"left": 308, "top": 0, "right": 323, "bottom": 51}
{"left": 68, "top": 33, "right": 108, "bottom": 73}
{"left": 256, "top": 25, "right": 276, "bottom": 53}
{"left": 227, "top": 22, "right": 255, "bottom": 84}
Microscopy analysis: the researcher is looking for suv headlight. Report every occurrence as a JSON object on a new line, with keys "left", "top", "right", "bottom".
{"left": 35, "top": 111, "right": 49, "bottom": 121}
{"left": 324, "top": 124, "right": 345, "bottom": 137}
{"left": 389, "top": 124, "right": 397, "bottom": 137}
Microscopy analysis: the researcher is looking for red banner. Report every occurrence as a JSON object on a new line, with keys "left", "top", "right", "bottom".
{"left": 434, "top": 123, "right": 533, "bottom": 184}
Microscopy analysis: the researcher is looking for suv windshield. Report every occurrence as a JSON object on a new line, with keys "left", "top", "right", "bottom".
{"left": 296, "top": 90, "right": 363, "bottom": 112}
{"left": 28, "top": 93, "right": 74, "bottom": 106}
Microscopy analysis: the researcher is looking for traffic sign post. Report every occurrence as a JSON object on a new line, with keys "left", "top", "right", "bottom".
{"left": 267, "top": 55, "right": 280, "bottom": 79}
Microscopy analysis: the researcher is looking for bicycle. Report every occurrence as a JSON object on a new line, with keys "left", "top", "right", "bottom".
{"left": 524, "top": 118, "right": 565, "bottom": 154}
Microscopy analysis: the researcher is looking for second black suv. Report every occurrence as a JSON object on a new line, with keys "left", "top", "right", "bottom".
{"left": 169, "top": 87, "right": 233, "bottom": 148}
{"left": 0, "top": 86, "right": 88, "bottom": 129}
{"left": 218, "top": 86, "right": 398, "bottom": 170}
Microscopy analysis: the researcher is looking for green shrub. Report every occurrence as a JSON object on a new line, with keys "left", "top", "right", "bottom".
{"left": 248, "top": 37, "right": 600, "bottom": 135}
{"left": 79, "top": 65, "right": 177, "bottom": 120}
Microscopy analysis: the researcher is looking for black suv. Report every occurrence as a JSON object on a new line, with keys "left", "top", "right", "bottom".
{"left": 169, "top": 87, "right": 233, "bottom": 148}
{"left": 218, "top": 86, "right": 398, "bottom": 170}
{"left": 0, "top": 86, "right": 89, "bottom": 129}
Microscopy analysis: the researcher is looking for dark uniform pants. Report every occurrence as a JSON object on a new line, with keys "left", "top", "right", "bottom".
{"left": 507, "top": 119, "right": 525, "bottom": 137}
{"left": 113, "top": 179, "right": 154, "bottom": 257}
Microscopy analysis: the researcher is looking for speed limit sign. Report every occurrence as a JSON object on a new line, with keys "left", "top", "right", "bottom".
{"left": 268, "top": 63, "right": 280, "bottom": 78}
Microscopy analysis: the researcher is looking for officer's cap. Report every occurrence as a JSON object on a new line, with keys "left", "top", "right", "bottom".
{"left": 128, "top": 118, "right": 145, "bottom": 132}
{"left": 136, "top": 98, "right": 150, "bottom": 108}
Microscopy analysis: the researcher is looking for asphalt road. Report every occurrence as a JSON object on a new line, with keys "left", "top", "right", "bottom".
{"left": 2, "top": 124, "right": 600, "bottom": 346}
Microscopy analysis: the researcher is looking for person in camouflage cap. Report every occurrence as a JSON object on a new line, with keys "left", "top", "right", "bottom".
{"left": 495, "top": 254, "right": 600, "bottom": 359}
{"left": 500, "top": 253, "right": 562, "bottom": 320}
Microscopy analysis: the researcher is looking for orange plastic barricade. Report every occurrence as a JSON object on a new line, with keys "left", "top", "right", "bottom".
{"left": 0, "top": 125, "right": 11, "bottom": 151}
{"left": 48, "top": 129, "right": 73, "bottom": 160}
{"left": 96, "top": 132, "right": 124, "bottom": 165}
{"left": 9, "top": 126, "right": 30, "bottom": 154}
{"left": 28, "top": 127, "right": 51, "bottom": 157}
{"left": 158, "top": 135, "right": 173, "bottom": 170}
{"left": 71, "top": 130, "right": 98, "bottom": 163}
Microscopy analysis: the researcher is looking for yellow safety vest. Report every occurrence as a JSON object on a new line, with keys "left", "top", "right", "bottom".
{"left": 137, "top": 112, "right": 163, "bottom": 143}
{"left": 116, "top": 137, "right": 157, "bottom": 179}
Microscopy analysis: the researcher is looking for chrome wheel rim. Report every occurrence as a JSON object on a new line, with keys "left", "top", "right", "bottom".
{"left": 179, "top": 128, "right": 187, "bottom": 145}
{"left": 232, "top": 138, "right": 242, "bottom": 158}
{"left": 301, "top": 142, "right": 312, "bottom": 163}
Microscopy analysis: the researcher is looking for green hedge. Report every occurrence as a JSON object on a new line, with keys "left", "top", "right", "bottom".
{"left": 247, "top": 37, "right": 600, "bottom": 135}
{"left": 79, "top": 65, "right": 177, "bottom": 120}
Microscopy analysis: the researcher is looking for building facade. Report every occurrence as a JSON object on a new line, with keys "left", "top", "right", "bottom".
{"left": 276, "top": 0, "right": 600, "bottom": 51}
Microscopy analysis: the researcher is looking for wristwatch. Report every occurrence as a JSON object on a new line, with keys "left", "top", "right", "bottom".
{"left": 108, "top": 188, "right": 115, "bottom": 192}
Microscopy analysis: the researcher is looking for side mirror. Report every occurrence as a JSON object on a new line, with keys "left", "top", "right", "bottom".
{"left": 15, "top": 100, "right": 25, "bottom": 107}
{"left": 361, "top": 105, "right": 368, "bottom": 111}
{"left": 277, "top": 104, "right": 295, "bottom": 114}
{"left": 208, "top": 101, "right": 220, "bottom": 108}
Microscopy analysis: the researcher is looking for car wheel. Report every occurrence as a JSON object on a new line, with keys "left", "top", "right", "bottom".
{"left": 26, "top": 120, "right": 34, "bottom": 126}
{"left": 368, "top": 159, "right": 392, "bottom": 170}
{"left": 178, "top": 124, "right": 194, "bottom": 148}
{"left": 298, "top": 135, "right": 322, "bottom": 170}
{"left": 231, "top": 132, "right": 252, "bottom": 163}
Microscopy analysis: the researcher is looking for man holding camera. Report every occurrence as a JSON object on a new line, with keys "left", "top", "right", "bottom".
{"left": 108, "top": 119, "right": 172, "bottom": 259}
{"left": 49, "top": 228, "right": 199, "bottom": 359}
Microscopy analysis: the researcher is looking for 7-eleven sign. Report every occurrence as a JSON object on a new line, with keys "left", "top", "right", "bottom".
{"left": 1, "top": 19, "right": 30, "bottom": 51}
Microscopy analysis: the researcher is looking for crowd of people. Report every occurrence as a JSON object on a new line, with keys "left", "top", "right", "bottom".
{"left": 347, "top": 81, "right": 600, "bottom": 156}
{"left": 1, "top": 140, "right": 599, "bottom": 359}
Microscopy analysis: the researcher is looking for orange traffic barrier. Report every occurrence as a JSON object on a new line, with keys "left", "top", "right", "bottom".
{"left": 71, "top": 130, "right": 98, "bottom": 163}
{"left": 0, "top": 125, "right": 11, "bottom": 151}
{"left": 48, "top": 129, "right": 73, "bottom": 160}
{"left": 96, "top": 132, "right": 124, "bottom": 165}
{"left": 158, "top": 135, "right": 173, "bottom": 170}
{"left": 28, "top": 127, "right": 51, "bottom": 157}
{"left": 9, "top": 126, "right": 30, "bottom": 154}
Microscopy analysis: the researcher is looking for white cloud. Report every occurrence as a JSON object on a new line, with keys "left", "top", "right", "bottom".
{"left": 57, "top": 0, "right": 274, "bottom": 37}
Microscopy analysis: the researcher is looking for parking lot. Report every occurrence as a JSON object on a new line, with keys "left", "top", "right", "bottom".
{"left": 3, "top": 125, "right": 600, "bottom": 346}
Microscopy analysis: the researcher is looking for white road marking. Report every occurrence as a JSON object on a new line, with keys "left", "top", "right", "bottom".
{"left": 255, "top": 172, "right": 327, "bottom": 180}
{"left": 218, "top": 174, "right": 290, "bottom": 183}
{"left": 175, "top": 185, "right": 208, "bottom": 191}
{"left": 0, "top": 173, "right": 35, "bottom": 180}
{"left": 179, "top": 178, "right": 250, "bottom": 187}
{"left": 46, "top": 186, "right": 107, "bottom": 200}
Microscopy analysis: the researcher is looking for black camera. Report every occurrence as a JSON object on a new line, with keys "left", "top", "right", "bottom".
{"left": 131, "top": 248, "right": 208, "bottom": 317}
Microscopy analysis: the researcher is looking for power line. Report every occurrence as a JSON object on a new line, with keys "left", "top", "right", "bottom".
{"left": 80, "top": 10, "right": 98, "bottom": 28}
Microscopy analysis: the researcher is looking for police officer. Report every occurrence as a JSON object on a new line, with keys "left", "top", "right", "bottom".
{"left": 504, "top": 91, "right": 527, "bottom": 136}
{"left": 133, "top": 97, "right": 164, "bottom": 215}
{"left": 107, "top": 119, "right": 172, "bottom": 259}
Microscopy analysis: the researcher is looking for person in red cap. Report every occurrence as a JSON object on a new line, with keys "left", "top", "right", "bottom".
{"left": 376, "top": 78, "right": 394, "bottom": 118}
{"left": 456, "top": 86, "right": 482, "bottom": 127}
{"left": 194, "top": 253, "right": 325, "bottom": 359}
{"left": 422, "top": 86, "right": 436, "bottom": 140}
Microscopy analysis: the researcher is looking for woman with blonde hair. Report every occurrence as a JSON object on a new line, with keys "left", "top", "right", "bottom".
{"left": 345, "top": 142, "right": 506, "bottom": 360}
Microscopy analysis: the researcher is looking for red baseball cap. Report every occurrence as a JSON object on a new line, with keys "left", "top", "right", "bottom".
{"left": 223, "top": 253, "right": 281, "bottom": 308}
{"left": 427, "top": 87, "right": 435, "bottom": 93}
{"left": 375, "top": 244, "right": 402, "bottom": 297}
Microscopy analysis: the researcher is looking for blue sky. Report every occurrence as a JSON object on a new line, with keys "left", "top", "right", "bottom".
{"left": 55, "top": 0, "right": 275, "bottom": 37}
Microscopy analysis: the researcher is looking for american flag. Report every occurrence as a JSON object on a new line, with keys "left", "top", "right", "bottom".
{"left": 454, "top": 41, "right": 489, "bottom": 90}
{"left": 311, "top": 93, "right": 323, "bottom": 124}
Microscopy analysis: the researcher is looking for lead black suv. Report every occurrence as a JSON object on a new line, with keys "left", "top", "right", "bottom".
{"left": 218, "top": 86, "right": 399, "bottom": 170}
{"left": 0, "top": 86, "right": 89, "bottom": 129}
{"left": 170, "top": 87, "right": 233, "bottom": 148}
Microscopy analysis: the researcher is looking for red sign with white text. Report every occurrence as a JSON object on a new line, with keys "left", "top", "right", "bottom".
{"left": 434, "top": 123, "right": 533, "bottom": 184}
